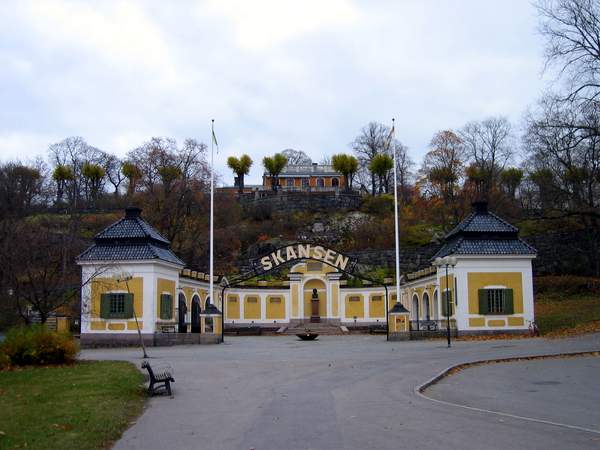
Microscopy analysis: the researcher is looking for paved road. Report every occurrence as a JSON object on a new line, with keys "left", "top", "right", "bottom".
{"left": 425, "top": 355, "right": 600, "bottom": 432}
{"left": 81, "top": 334, "right": 600, "bottom": 450}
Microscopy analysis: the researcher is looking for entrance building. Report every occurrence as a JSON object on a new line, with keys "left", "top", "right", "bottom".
{"left": 77, "top": 201, "right": 536, "bottom": 346}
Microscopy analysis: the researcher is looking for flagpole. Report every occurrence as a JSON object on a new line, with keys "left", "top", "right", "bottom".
{"left": 210, "top": 119, "right": 215, "bottom": 309}
{"left": 391, "top": 118, "right": 401, "bottom": 306}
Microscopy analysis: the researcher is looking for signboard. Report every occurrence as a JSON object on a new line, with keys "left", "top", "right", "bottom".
{"left": 251, "top": 243, "right": 356, "bottom": 274}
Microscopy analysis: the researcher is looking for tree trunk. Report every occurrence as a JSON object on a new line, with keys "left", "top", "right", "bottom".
{"left": 238, "top": 173, "right": 244, "bottom": 195}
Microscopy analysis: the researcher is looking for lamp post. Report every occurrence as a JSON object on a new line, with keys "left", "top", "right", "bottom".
{"left": 115, "top": 273, "right": 148, "bottom": 359}
{"left": 433, "top": 256, "right": 457, "bottom": 348}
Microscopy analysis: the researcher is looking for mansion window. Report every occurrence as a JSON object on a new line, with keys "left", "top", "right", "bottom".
{"left": 302, "top": 178, "right": 309, "bottom": 188}
{"left": 487, "top": 289, "right": 504, "bottom": 313}
{"left": 287, "top": 178, "right": 294, "bottom": 187}
{"left": 100, "top": 293, "right": 133, "bottom": 319}
{"left": 332, "top": 177, "right": 339, "bottom": 187}
{"left": 111, "top": 294, "right": 125, "bottom": 315}
{"left": 478, "top": 288, "right": 514, "bottom": 315}
{"left": 317, "top": 178, "right": 325, "bottom": 187}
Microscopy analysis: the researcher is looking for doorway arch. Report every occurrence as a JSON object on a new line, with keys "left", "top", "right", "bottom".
{"left": 411, "top": 294, "right": 420, "bottom": 320}
{"left": 422, "top": 292, "right": 430, "bottom": 321}
{"left": 432, "top": 290, "right": 439, "bottom": 320}
{"left": 178, "top": 292, "right": 187, "bottom": 333}
{"left": 303, "top": 278, "right": 326, "bottom": 321}
{"left": 191, "top": 295, "right": 201, "bottom": 333}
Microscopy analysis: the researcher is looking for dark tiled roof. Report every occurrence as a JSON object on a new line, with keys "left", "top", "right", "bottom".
{"left": 445, "top": 210, "right": 517, "bottom": 239}
{"left": 78, "top": 243, "right": 185, "bottom": 265}
{"left": 432, "top": 202, "right": 536, "bottom": 259}
{"left": 96, "top": 214, "right": 170, "bottom": 244}
{"left": 77, "top": 207, "right": 185, "bottom": 266}
{"left": 432, "top": 237, "right": 536, "bottom": 259}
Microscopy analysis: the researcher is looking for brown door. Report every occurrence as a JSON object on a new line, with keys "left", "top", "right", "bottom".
{"left": 311, "top": 292, "right": 320, "bottom": 323}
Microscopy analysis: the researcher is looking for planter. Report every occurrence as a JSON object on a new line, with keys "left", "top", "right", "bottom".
{"left": 296, "top": 333, "right": 319, "bottom": 341}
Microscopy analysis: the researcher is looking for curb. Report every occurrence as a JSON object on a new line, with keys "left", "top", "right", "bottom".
{"left": 414, "top": 349, "right": 600, "bottom": 435}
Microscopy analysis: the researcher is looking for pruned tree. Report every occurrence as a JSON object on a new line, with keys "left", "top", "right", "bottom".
{"left": 369, "top": 154, "right": 394, "bottom": 194}
{"left": 122, "top": 161, "right": 142, "bottom": 196}
{"left": 262, "top": 153, "right": 288, "bottom": 191}
{"left": 81, "top": 162, "right": 106, "bottom": 205}
{"left": 52, "top": 164, "right": 75, "bottom": 205}
{"left": 331, "top": 153, "right": 358, "bottom": 191}
{"left": 500, "top": 167, "right": 524, "bottom": 199}
{"left": 227, "top": 154, "right": 253, "bottom": 194}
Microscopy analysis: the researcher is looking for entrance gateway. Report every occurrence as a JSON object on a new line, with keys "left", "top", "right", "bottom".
{"left": 220, "top": 242, "right": 393, "bottom": 334}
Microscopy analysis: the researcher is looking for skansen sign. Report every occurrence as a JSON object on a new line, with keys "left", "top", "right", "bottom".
{"left": 254, "top": 244, "right": 356, "bottom": 273}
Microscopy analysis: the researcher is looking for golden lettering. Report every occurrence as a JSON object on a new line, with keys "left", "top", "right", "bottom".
{"left": 286, "top": 246, "right": 297, "bottom": 261}
{"left": 297, "top": 244, "right": 310, "bottom": 259}
{"left": 334, "top": 254, "right": 349, "bottom": 271}
{"left": 312, "top": 246, "right": 325, "bottom": 260}
{"left": 324, "top": 249, "right": 336, "bottom": 265}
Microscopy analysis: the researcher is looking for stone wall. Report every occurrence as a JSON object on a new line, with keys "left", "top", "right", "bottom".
{"left": 240, "top": 191, "right": 362, "bottom": 212}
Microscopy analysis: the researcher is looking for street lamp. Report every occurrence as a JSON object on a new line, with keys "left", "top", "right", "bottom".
{"left": 433, "top": 256, "right": 457, "bottom": 348}
{"left": 114, "top": 272, "right": 148, "bottom": 359}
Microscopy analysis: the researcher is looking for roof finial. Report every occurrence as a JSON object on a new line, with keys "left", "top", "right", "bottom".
{"left": 125, "top": 206, "right": 142, "bottom": 218}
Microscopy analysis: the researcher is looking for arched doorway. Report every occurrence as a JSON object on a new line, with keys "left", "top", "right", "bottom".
{"left": 178, "top": 292, "right": 187, "bottom": 333}
{"left": 433, "top": 290, "right": 439, "bottom": 320}
{"left": 191, "top": 295, "right": 201, "bottom": 333}
{"left": 317, "top": 178, "right": 324, "bottom": 187}
{"left": 412, "top": 294, "right": 420, "bottom": 330}
{"left": 331, "top": 177, "right": 339, "bottom": 188}
{"left": 303, "top": 278, "right": 326, "bottom": 322}
{"left": 422, "top": 292, "right": 430, "bottom": 321}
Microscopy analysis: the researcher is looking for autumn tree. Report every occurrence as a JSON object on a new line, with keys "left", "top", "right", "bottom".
{"left": 420, "top": 130, "right": 466, "bottom": 229}
{"left": 227, "top": 154, "right": 253, "bottom": 194}
{"left": 459, "top": 117, "right": 514, "bottom": 196}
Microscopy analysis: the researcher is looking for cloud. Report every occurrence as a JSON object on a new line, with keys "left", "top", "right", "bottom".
{"left": 0, "top": 0, "right": 548, "bottom": 184}
{"left": 201, "top": 0, "right": 359, "bottom": 51}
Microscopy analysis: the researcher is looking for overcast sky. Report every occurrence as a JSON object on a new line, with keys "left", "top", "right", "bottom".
{"left": 1, "top": 0, "right": 549, "bottom": 185}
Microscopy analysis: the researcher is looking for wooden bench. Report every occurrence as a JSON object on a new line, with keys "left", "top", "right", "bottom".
{"left": 141, "top": 361, "right": 174, "bottom": 396}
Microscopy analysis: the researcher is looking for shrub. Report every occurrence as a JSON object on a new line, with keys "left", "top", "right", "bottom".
{"left": 535, "top": 276, "right": 600, "bottom": 297}
{"left": 360, "top": 194, "right": 394, "bottom": 215}
{"left": 1, "top": 325, "right": 79, "bottom": 366}
{"left": 0, "top": 351, "right": 9, "bottom": 370}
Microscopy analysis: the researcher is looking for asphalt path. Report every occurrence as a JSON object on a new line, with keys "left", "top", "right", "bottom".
{"left": 80, "top": 334, "right": 600, "bottom": 450}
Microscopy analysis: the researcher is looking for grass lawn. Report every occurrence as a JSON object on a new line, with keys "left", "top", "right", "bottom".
{"left": 535, "top": 293, "right": 600, "bottom": 336}
{"left": 0, "top": 361, "right": 145, "bottom": 450}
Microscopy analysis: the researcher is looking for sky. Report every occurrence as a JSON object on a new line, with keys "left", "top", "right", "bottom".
{"left": 0, "top": 0, "right": 549, "bottom": 185}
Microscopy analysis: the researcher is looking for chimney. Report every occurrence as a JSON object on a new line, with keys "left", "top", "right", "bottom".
{"left": 472, "top": 201, "right": 488, "bottom": 214}
{"left": 312, "top": 162, "right": 317, "bottom": 172}
{"left": 125, "top": 206, "right": 142, "bottom": 218}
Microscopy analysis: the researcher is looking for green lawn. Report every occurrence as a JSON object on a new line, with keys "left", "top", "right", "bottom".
{"left": 0, "top": 361, "right": 145, "bottom": 450}
{"left": 535, "top": 293, "right": 600, "bottom": 336}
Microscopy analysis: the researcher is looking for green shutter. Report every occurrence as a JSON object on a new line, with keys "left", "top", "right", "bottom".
{"left": 124, "top": 293, "right": 134, "bottom": 318}
{"left": 442, "top": 291, "right": 453, "bottom": 316}
{"left": 100, "top": 294, "right": 110, "bottom": 319}
{"left": 160, "top": 294, "right": 172, "bottom": 320}
{"left": 478, "top": 289, "right": 488, "bottom": 315}
{"left": 504, "top": 289, "right": 514, "bottom": 314}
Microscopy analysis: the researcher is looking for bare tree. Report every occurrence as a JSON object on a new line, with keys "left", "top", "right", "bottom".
{"left": 101, "top": 153, "right": 125, "bottom": 197}
{"left": 536, "top": 0, "right": 600, "bottom": 104}
{"left": 281, "top": 149, "right": 312, "bottom": 165}
{"left": 459, "top": 116, "right": 515, "bottom": 195}
{"left": 351, "top": 122, "right": 390, "bottom": 195}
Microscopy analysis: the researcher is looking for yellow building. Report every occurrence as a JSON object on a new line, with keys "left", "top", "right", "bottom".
{"left": 78, "top": 202, "right": 536, "bottom": 346}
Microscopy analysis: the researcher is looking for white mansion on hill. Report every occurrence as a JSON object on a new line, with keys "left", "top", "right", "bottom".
{"left": 77, "top": 202, "right": 536, "bottom": 346}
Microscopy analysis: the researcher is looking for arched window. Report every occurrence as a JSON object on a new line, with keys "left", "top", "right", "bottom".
{"left": 287, "top": 178, "right": 294, "bottom": 187}
{"left": 178, "top": 292, "right": 187, "bottom": 333}
{"left": 317, "top": 178, "right": 325, "bottom": 187}
{"left": 331, "top": 177, "right": 339, "bottom": 187}
{"left": 191, "top": 295, "right": 201, "bottom": 333}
